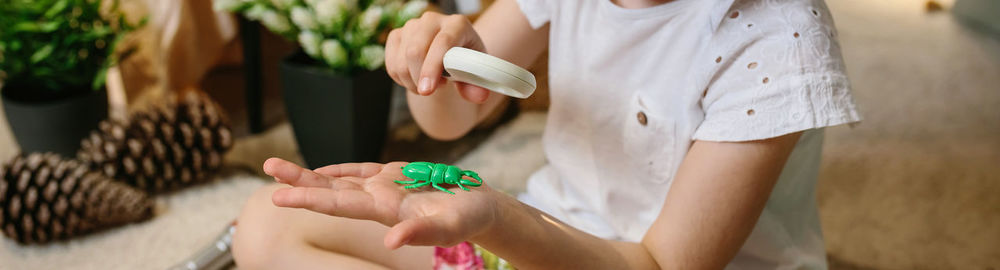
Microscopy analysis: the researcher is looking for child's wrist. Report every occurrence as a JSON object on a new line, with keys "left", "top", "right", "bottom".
{"left": 470, "top": 187, "right": 521, "bottom": 245}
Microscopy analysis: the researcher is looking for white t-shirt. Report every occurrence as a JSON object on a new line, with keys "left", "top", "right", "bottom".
{"left": 512, "top": 0, "right": 861, "bottom": 269}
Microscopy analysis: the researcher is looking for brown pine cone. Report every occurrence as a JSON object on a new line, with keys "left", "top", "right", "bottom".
{"left": 0, "top": 153, "right": 153, "bottom": 244}
{"left": 79, "top": 91, "right": 234, "bottom": 193}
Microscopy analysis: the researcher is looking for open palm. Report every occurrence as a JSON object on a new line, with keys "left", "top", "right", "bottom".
{"left": 262, "top": 158, "right": 499, "bottom": 249}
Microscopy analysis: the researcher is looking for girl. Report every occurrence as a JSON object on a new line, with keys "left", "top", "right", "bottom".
{"left": 232, "top": 0, "right": 860, "bottom": 269}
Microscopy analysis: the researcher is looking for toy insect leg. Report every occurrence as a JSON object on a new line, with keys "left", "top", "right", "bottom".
{"left": 455, "top": 181, "right": 471, "bottom": 191}
{"left": 394, "top": 179, "right": 419, "bottom": 184}
{"left": 431, "top": 182, "right": 456, "bottom": 195}
{"left": 403, "top": 181, "right": 431, "bottom": 189}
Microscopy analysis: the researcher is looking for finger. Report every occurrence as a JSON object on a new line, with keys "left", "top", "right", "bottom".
{"left": 385, "top": 29, "right": 415, "bottom": 91}
{"left": 384, "top": 215, "right": 459, "bottom": 249}
{"left": 275, "top": 174, "right": 362, "bottom": 188}
{"left": 397, "top": 19, "right": 424, "bottom": 92}
{"left": 402, "top": 21, "right": 440, "bottom": 95}
{"left": 313, "top": 162, "right": 386, "bottom": 179}
{"left": 262, "top": 158, "right": 331, "bottom": 188}
{"left": 389, "top": 28, "right": 417, "bottom": 91}
{"left": 330, "top": 178, "right": 363, "bottom": 190}
{"left": 272, "top": 187, "right": 379, "bottom": 221}
{"left": 384, "top": 30, "right": 401, "bottom": 84}
{"left": 417, "top": 31, "right": 460, "bottom": 96}
{"left": 456, "top": 82, "right": 491, "bottom": 104}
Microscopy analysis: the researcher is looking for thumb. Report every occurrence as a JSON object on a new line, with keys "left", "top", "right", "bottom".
{"left": 384, "top": 216, "right": 460, "bottom": 250}
{"left": 456, "top": 82, "right": 491, "bottom": 104}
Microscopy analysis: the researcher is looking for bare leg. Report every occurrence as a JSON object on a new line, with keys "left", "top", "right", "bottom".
{"left": 233, "top": 184, "right": 434, "bottom": 270}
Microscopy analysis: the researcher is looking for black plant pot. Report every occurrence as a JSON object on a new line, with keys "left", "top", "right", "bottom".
{"left": 1, "top": 88, "right": 109, "bottom": 157}
{"left": 280, "top": 51, "right": 393, "bottom": 169}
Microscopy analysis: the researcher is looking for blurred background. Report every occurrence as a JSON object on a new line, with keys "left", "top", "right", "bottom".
{"left": 0, "top": 0, "right": 997, "bottom": 269}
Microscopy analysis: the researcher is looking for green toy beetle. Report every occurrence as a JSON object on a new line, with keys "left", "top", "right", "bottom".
{"left": 394, "top": 162, "right": 483, "bottom": 195}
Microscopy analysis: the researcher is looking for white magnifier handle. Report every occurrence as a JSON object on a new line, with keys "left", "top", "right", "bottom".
{"left": 442, "top": 47, "right": 537, "bottom": 99}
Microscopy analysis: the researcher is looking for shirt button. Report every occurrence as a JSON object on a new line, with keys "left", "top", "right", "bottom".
{"left": 637, "top": 111, "right": 648, "bottom": 126}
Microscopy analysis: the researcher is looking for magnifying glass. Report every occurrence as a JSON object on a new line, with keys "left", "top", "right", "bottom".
{"left": 441, "top": 47, "right": 537, "bottom": 99}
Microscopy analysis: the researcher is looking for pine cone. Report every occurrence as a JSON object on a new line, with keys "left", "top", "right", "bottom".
{"left": 78, "top": 91, "right": 234, "bottom": 193}
{"left": 0, "top": 153, "right": 153, "bottom": 244}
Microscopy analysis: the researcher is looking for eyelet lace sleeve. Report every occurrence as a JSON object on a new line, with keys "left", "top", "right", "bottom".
{"left": 515, "top": 0, "right": 552, "bottom": 29}
{"left": 694, "top": 0, "right": 861, "bottom": 142}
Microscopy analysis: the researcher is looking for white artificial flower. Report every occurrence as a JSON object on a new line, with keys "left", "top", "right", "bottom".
{"left": 298, "top": 31, "right": 323, "bottom": 57}
{"left": 343, "top": 0, "right": 358, "bottom": 11}
{"left": 358, "top": 45, "right": 385, "bottom": 70}
{"left": 315, "top": 0, "right": 347, "bottom": 33}
{"left": 382, "top": 0, "right": 403, "bottom": 15}
{"left": 269, "top": 0, "right": 296, "bottom": 10}
{"left": 350, "top": 6, "right": 384, "bottom": 46}
{"left": 212, "top": 0, "right": 244, "bottom": 11}
{"left": 396, "top": 0, "right": 427, "bottom": 24}
{"left": 290, "top": 6, "right": 319, "bottom": 31}
{"left": 321, "top": 39, "right": 348, "bottom": 68}
{"left": 359, "top": 6, "right": 384, "bottom": 33}
{"left": 244, "top": 4, "right": 270, "bottom": 21}
{"left": 260, "top": 9, "right": 293, "bottom": 34}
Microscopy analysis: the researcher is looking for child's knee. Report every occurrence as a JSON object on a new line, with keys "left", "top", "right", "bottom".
{"left": 232, "top": 184, "right": 293, "bottom": 269}
{"left": 244, "top": 183, "right": 286, "bottom": 212}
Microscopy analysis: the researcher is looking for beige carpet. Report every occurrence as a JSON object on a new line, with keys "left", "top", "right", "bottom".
{"left": 819, "top": 0, "right": 1000, "bottom": 269}
{"left": 0, "top": 175, "right": 266, "bottom": 270}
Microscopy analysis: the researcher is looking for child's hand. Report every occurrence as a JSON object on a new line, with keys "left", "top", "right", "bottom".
{"left": 262, "top": 158, "right": 500, "bottom": 249}
{"left": 386, "top": 12, "right": 491, "bottom": 103}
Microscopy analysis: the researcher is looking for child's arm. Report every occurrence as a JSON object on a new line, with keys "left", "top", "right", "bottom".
{"left": 386, "top": 0, "right": 548, "bottom": 140}
{"left": 470, "top": 132, "right": 803, "bottom": 269}
{"left": 264, "top": 132, "right": 802, "bottom": 269}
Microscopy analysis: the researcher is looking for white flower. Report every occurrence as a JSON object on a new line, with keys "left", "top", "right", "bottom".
{"left": 315, "top": 0, "right": 347, "bottom": 33}
{"left": 244, "top": 4, "right": 270, "bottom": 20}
{"left": 359, "top": 6, "right": 384, "bottom": 33}
{"left": 343, "top": 0, "right": 358, "bottom": 11}
{"left": 260, "top": 9, "right": 293, "bottom": 34}
{"left": 382, "top": 1, "right": 403, "bottom": 15}
{"left": 290, "top": 6, "right": 319, "bottom": 31}
{"left": 358, "top": 45, "right": 385, "bottom": 70}
{"left": 396, "top": 0, "right": 427, "bottom": 25}
{"left": 298, "top": 31, "right": 323, "bottom": 57}
{"left": 212, "top": 0, "right": 245, "bottom": 11}
{"left": 321, "top": 39, "right": 348, "bottom": 68}
{"left": 350, "top": 6, "right": 384, "bottom": 46}
{"left": 382, "top": 0, "right": 403, "bottom": 15}
{"left": 269, "top": 0, "right": 296, "bottom": 10}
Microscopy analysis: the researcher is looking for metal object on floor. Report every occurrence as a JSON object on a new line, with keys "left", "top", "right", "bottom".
{"left": 168, "top": 224, "right": 237, "bottom": 270}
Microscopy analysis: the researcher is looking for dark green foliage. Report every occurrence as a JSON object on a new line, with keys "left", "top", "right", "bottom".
{"left": 0, "top": 0, "right": 139, "bottom": 102}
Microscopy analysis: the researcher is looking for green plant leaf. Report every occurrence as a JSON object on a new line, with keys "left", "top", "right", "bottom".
{"left": 12, "top": 21, "right": 61, "bottom": 33}
{"left": 30, "top": 44, "right": 55, "bottom": 63}
{"left": 44, "top": 0, "right": 70, "bottom": 18}
{"left": 9, "top": 41, "right": 21, "bottom": 51}
{"left": 92, "top": 64, "right": 107, "bottom": 90}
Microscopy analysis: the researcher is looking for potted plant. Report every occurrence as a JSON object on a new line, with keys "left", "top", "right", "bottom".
{"left": 0, "top": 0, "right": 138, "bottom": 157}
{"left": 216, "top": 0, "right": 426, "bottom": 168}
